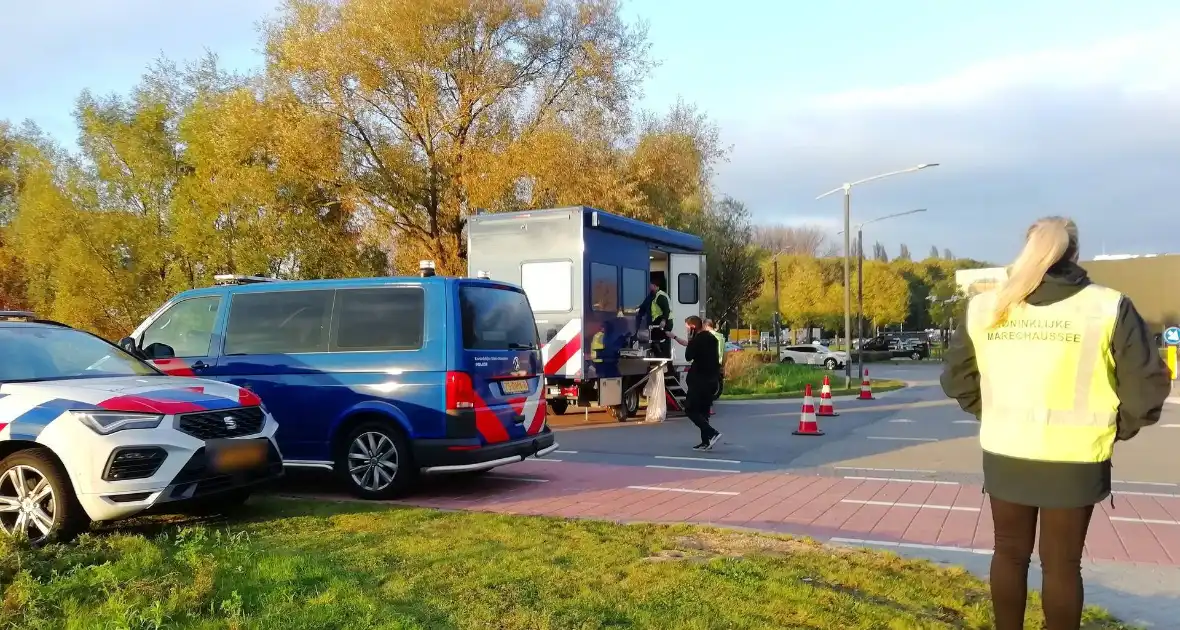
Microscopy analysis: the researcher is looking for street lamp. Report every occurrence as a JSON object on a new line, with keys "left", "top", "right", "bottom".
{"left": 816, "top": 163, "right": 940, "bottom": 388}
{"left": 840, "top": 208, "right": 928, "bottom": 379}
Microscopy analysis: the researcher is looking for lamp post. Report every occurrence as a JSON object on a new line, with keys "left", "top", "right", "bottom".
{"left": 840, "top": 208, "right": 928, "bottom": 379}
{"left": 817, "top": 164, "right": 940, "bottom": 388}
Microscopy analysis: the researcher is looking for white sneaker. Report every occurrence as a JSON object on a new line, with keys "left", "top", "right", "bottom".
{"left": 706, "top": 433, "right": 722, "bottom": 449}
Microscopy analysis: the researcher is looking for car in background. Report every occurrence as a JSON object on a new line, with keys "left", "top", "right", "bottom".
{"left": 889, "top": 337, "right": 930, "bottom": 360}
{"left": 779, "top": 344, "right": 848, "bottom": 370}
{"left": 123, "top": 272, "right": 558, "bottom": 500}
{"left": 0, "top": 312, "right": 281, "bottom": 544}
{"left": 724, "top": 341, "right": 742, "bottom": 353}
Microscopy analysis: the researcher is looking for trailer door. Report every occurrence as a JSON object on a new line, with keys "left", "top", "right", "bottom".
{"left": 668, "top": 253, "right": 707, "bottom": 365}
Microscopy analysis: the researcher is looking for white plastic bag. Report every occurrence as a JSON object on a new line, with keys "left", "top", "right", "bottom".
{"left": 644, "top": 364, "right": 667, "bottom": 423}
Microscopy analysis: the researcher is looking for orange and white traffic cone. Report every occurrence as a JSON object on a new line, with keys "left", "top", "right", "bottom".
{"left": 858, "top": 369, "right": 874, "bottom": 400}
{"left": 792, "top": 384, "right": 825, "bottom": 436}
{"left": 817, "top": 375, "right": 839, "bottom": 416}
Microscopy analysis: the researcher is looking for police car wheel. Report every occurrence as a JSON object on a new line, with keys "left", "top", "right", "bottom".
{"left": 549, "top": 399, "right": 569, "bottom": 415}
{"left": 337, "top": 422, "right": 415, "bottom": 500}
{"left": 0, "top": 448, "right": 88, "bottom": 545}
{"left": 910, "top": 352, "right": 921, "bottom": 361}
{"left": 781, "top": 357, "right": 795, "bottom": 364}
{"left": 824, "top": 358, "right": 838, "bottom": 370}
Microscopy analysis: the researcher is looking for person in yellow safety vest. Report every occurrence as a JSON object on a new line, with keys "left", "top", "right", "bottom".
{"left": 704, "top": 319, "right": 725, "bottom": 415}
{"left": 941, "top": 216, "right": 1171, "bottom": 630}
{"left": 637, "top": 275, "right": 672, "bottom": 358}
{"left": 590, "top": 328, "right": 605, "bottom": 363}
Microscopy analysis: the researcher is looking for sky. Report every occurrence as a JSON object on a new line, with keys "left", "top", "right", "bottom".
{"left": 2, "top": 0, "right": 1178, "bottom": 263}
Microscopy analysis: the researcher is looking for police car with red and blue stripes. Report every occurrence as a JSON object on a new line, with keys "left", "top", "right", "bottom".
{"left": 0, "top": 312, "right": 282, "bottom": 544}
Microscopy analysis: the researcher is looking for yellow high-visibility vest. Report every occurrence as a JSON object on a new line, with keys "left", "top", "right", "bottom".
{"left": 967, "top": 284, "right": 1123, "bottom": 463}
{"left": 650, "top": 290, "right": 670, "bottom": 321}
{"left": 590, "top": 330, "right": 605, "bottom": 362}
{"left": 709, "top": 330, "right": 726, "bottom": 364}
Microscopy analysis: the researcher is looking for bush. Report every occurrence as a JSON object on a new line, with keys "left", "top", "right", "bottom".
{"left": 723, "top": 362, "right": 829, "bottom": 396}
{"left": 724, "top": 350, "right": 772, "bottom": 380}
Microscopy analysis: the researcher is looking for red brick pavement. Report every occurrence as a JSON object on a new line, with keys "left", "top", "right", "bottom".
{"left": 360, "top": 460, "right": 1180, "bottom": 566}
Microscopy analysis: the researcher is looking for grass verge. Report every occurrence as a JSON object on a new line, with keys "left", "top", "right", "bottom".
{"left": 0, "top": 499, "right": 1134, "bottom": 629}
{"left": 721, "top": 360, "right": 905, "bottom": 399}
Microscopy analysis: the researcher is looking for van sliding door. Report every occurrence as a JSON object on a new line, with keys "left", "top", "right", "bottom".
{"left": 668, "top": 254, "right": 707, "bottom": 365}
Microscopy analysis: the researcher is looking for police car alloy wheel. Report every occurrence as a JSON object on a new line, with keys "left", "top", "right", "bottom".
{"left": 824, "top": 358, "right": 838, "bottom": 370}
{"left": 0, "top": 449, "right": 87, "bottom": 545}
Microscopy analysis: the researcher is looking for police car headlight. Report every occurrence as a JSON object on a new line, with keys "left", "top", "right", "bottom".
{"left": 72, "top": 411, "right": 164, "bottom": 435}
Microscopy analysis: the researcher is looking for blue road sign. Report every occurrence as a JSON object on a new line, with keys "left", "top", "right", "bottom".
{"left": 1164, "top": 327, "right": 1180, "bottom": 346}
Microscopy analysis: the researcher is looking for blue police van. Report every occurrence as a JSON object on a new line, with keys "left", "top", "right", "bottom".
{"left": 121, "top": 271, "right": 557, "bottom": 498}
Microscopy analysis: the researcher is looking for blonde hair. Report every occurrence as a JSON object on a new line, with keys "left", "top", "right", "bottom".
{"left": 988, "top": 216, "right": 1078, "bottom": 328}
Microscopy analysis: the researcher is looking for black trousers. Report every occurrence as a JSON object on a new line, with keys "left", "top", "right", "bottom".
{"left": 989, "top": 495, "right": 1095, "bottom": 630}
{"left": 685, "top": 377, "right": 719, "bottom": 443}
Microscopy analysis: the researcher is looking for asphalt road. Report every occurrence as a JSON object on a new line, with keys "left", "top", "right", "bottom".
{"left": 549, "top": 362, "right": 1180, "bottom": 486}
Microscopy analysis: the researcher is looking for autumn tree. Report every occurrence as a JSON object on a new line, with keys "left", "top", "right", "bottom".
{"left": 692, "top": 196, "right": 762, "bottom": 332}
{"left": 264, "top": 0, "right": 654, "bottom": 274}
{"left": 861, "top": 260, "right": 908, "bottom": 328}
{"left": 751, "top": 224, "right": 834, "bottom": 256}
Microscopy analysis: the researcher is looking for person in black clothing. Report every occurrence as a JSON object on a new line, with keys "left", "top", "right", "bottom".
{"left": 671, "top": 315, "right": 722, "bottom": 450}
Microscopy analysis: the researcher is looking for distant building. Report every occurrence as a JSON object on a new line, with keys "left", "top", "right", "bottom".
{"left": 955, "top": 254, "right": 1180, "bottom": 336}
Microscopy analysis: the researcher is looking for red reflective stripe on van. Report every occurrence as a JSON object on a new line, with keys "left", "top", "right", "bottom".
{"left": 470, "top": 392, "right": 510, "bottom": 443}
{"left": 152, "top": 359, "right": 195, "bottom": 376}
{"left": 543, "top": 333, "right": 581, "bottom": 374}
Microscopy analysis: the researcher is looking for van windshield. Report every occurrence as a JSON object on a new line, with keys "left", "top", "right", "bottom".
{"left": 460, "top": 285, "right": 539, "bottom": 351}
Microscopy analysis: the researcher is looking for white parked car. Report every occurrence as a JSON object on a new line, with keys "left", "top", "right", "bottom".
{"left": 778, "top": 344, "right": 848, "bottom": 369}
{"left": 0, "top": 314, "right": 282, "bottom": 544}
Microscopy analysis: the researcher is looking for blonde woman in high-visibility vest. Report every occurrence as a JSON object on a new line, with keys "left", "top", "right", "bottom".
{"left": 941, "top": 216, "right": 1171, "bottom": 630}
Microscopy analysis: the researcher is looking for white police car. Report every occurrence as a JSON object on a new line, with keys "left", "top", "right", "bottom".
{"left": 0, "top": 312, "right": 282, "bottom": 544}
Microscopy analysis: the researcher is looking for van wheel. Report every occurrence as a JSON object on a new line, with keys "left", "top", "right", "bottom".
{"left": 910, "top": 351, "right": 922, "bottom": 361}
{"left": 623, "top": 384, "right": 641, "bottom": 417}
{"left": 611, "top": 404, "right": 629, "bottom": 423}
{"left": 336, "top": 422, "right": 416, "bottom": 500}
{"left": 781, "top": 357, "right": 795, "bottom": 364}
{"left": 0, "top": 448, "right": 88, "bottom": 545}
{"left": 549, "top": 399, "right": 569, "bottom": 415}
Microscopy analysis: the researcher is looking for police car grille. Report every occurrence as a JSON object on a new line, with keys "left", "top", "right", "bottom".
{"left": 177, "top": 407, "right": 265, "bottom": 440}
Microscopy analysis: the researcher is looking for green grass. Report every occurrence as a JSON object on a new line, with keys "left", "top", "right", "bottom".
{"left": 720, "top": 362, "right": 905, "bottom": 399}
{"left": 0, "top": 499, "right": 1134, "bottom": 629}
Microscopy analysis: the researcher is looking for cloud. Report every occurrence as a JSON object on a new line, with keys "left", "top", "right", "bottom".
{"left": 718, "top": 26, "right": 1180, "bottom": 263}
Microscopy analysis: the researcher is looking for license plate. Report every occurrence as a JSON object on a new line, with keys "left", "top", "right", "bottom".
{"left": 501, "top": 379, "right": 529, "bottom": 394}
{"left": 208, "top": 439, "right": 267, "bottom": 472}
{"left": 547, "top": 386, "right": 560, "bottom": 396}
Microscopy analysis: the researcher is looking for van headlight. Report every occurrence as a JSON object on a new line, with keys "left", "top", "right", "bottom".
{"left": 72, "top": 411, "right": 164, "bottom": 435}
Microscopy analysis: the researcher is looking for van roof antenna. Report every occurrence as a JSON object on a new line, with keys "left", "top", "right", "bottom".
{"left": 213, "top": 274, "right": 279, "bottom": 285}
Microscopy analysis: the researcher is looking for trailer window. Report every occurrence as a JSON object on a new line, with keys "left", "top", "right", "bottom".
{"left": 589, "top": 262, "right": 618, "bottom": 312}
{"left": 621, "top": 267, "right": 647, "bottom": 314}
{"left": 520, "top": 260, "right": 572, "bottom": 312}
{"left": 677, "top": 273, "right": 699, "bottom": 304}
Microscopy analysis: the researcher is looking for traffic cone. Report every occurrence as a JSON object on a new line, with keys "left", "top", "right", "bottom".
{"left": 817, "top": 376, "right": 839, "bottom": 416}
{"left": 858, "top": 369, "right": 874, "bottom": 400}
{"left": 792, "top": 384, "right": 825, "bottom": 436}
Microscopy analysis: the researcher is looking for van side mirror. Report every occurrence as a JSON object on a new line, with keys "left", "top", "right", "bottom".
{"left": 142, "top": 342, "right": 175, "bottom": 360}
